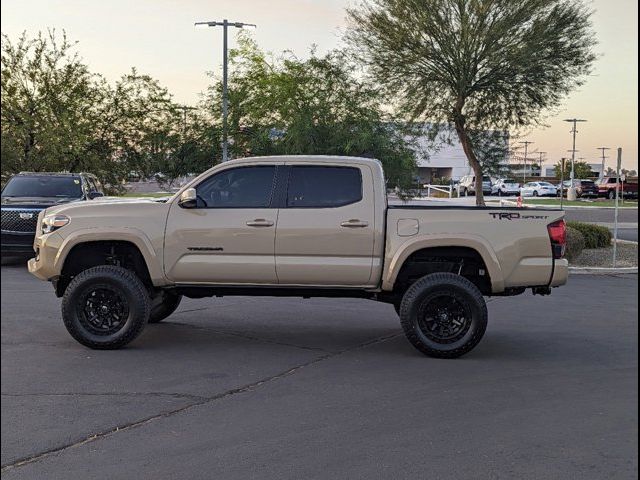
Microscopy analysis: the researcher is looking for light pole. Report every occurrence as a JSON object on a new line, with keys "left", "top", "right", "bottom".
{"left": 563, "top": 118, "right": 586, "bottom": 200}
{"left": 195, "top": 19, "right": 256, "bottom": 162}
{"left": 518, "top": 140, "right": 534, "bottom": 183}
{"left": 597, "top": 147, "right": 610, "bottom": 180}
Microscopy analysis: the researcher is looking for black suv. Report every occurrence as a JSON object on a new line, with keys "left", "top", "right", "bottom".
{"left": 1, "top": 172, "right": 104, "bottom": 256}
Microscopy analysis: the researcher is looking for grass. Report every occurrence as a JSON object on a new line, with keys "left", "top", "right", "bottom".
{"left": 491, "top": 198, "right": 638, "bottom": 208}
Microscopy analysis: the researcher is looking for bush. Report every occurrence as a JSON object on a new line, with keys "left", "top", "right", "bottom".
{"left": 567, "top": 221, "right": 612, "bottom": 249}
{"left": 565, "top": 227, "right": 586, "bottom": 261}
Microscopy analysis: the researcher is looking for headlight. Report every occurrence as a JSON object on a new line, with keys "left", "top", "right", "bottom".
{"left": 41, "top": 214, "right": 70, "bottom": 234}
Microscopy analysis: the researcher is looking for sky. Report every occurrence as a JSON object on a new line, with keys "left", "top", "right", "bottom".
{"left": 1, "top": 0, "right": 638, "bottom": 170}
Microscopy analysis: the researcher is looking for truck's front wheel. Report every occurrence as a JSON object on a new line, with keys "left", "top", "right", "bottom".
{"left": 399, "top": 273, "right": 487, "bottom": 358}
{"left": 61, "top": 266, "right": 150, "bottom": 349}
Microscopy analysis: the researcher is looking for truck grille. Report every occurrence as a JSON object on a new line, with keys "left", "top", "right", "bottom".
{"left": 1, "top": 209, "right": 41, "bottom": 233}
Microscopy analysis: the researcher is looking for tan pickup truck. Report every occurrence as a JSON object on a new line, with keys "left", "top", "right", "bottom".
{"left": 29, "top": 156, "right": 568, "bottom": 357}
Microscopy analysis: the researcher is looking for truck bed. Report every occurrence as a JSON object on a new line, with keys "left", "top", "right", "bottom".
{"left": 383, "top": 205, "right": 566, "bottom": 293}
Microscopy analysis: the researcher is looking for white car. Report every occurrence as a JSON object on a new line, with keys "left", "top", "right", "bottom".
{"left": 491, "top": 178, "right": 521, "bottom": 196}
{"left": 520, "top": 181, "right": 557, "bottom": 197}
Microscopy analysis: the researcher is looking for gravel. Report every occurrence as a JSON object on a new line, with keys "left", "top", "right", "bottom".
{"left": 572, "top": 241, "right": 638, "bottom": 267}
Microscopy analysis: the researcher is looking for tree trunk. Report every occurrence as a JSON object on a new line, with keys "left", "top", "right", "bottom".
{"left": 453, "top": 106, "right": 485, "bottom": 206}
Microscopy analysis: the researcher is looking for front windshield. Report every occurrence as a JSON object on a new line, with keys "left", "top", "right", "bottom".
{"left": 1, "top": 176, "right": 83, "bottom": 198}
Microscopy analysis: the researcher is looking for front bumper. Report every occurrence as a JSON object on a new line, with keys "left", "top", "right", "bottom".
{"left": 27, "top": 232, "right": 64, "bottom": 281}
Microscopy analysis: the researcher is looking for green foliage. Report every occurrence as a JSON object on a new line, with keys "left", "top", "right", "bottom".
{"left": 565, "top": 227, "right": 585, "bottom": 262}
{"left": 347, "top": 0, "right": 597, "bottom": 204}
{"left": 567, "top": 221, "right": 612, "bottom": 249}
{"left": 203, "top": 34, "right": 418, "bottom": 188}
{"left": 553, "top": 160, "right": 595, "bottom": 179}
{"left": 1, "top": 31, "right": 219, "bottom": 189}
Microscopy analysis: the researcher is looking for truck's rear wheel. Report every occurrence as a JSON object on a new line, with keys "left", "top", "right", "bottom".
{"left": 399, "top": 273, "right": 487, "bottom": 358}
{"left": 61, "top": 266, "right": 150, "bottom": 349}
{"left": 149, "top": 291, "right": 183, "bottom": 323}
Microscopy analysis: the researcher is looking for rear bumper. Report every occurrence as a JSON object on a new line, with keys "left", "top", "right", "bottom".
{"left": 1, "top": 231, "right": 36, "bottom": 255}
{"left": 550, "top": 259, "right": 569, "bottom": 287}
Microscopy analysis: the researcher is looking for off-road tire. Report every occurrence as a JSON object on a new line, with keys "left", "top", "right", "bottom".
{"left": 399, "top": 273, "right": 488, "bottom": 359}
{"left": 149, "top": 291, "right": 183, "bottom": 323}
{"left": 61, "top": 265, "right": 150, "bottom": 349}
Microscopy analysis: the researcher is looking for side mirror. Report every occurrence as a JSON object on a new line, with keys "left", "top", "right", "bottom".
{"left": 178, "top": 188, "right": 198, "bottom": 209}
{"left": 88, "top": 191, "right": 104, "bottom": 200}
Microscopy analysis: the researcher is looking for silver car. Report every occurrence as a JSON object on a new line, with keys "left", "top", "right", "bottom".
{"left": 491, "top": 178, "right": 521, "bottom": 196}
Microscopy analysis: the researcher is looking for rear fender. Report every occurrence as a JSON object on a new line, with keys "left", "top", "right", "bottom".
{"left": 383, "top": 235, "right": 504, "bottom": 293}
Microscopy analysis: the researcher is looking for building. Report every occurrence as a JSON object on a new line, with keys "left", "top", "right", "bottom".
{"left": 410, "top": 125, "right": 510, "bottom": 184}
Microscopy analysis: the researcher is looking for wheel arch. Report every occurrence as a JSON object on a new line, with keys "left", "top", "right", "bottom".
{"left": 383, "top": 237, "right": 504, "bottom": 294}
{"left": 53, "top": 230, "right": 166, "bottom": 296}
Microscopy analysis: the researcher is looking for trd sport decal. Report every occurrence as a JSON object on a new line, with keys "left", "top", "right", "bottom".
{"left": 489, "top": 212, "right": 549, "bottom": 220}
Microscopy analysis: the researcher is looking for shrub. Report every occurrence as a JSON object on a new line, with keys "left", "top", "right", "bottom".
{"left": 567, "top": 221, "right": 612, "bottom": 249}
{"left": 565, "top": 227, "right": 586, "bottom": 261}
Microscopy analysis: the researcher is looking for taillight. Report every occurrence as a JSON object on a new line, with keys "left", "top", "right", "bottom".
{"left": 547, "top": 219, "right": 566, "bottom": 259}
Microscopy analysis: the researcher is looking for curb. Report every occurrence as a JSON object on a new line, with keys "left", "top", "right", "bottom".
{"left": 569, "top": 266, "right": 638, "bottom": 275}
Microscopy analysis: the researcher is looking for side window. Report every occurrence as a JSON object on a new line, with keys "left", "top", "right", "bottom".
{"left": 196, "top": 166, "right": 276, "bottom": 208}
{"left": 287, "top": 166, "right": 362, "bottom": 208}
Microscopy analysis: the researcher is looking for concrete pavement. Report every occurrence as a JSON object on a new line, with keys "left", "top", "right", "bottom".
{"left": 1, "top": 264, "right": 637, "bottom": 479}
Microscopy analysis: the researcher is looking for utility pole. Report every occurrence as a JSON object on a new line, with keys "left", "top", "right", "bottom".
{"left": 195, "top": 19, "right": 256, "bottom": 162}
{"left": 518, "top": 140, "right": 534, "bottom": 183}
{"left": 537, "top": 151, "right": 546, "bottom": 177}
{"left": 563, "top": 118, "right": 587, "bottom": 200}
{"left": 613, "top": 148, "right": 622, "bottom": 267}
{"left": 597, "top": 147, "right": 610, "bottom": 180}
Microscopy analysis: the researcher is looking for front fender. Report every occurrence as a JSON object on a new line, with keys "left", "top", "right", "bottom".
{"left": 54, "top": 227, "right": 168, "bottom": 286}
{"left": 382, "top": 234, "right": 504, "bottom": 293}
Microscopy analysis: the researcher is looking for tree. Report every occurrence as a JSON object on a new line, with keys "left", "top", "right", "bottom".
{"left": 347, "top": 0, "right": 597, "bottom": 204}
{"left": 203, "top": 34, "right": 418, "bottom": 187}
{"left": 554, "top": 160, "right": 594, "bottom": 179}
{"left": 1, "top": 31, "right": 213, "bottom": 190}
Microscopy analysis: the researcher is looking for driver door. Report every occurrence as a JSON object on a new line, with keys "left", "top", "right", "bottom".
{"left": 164, "top": 164, "right": 280, "bottom": 284}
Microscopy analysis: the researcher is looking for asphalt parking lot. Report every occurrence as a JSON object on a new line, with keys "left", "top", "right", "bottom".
{"left": 1, "top": 264, "right": 638, "bottom": 479}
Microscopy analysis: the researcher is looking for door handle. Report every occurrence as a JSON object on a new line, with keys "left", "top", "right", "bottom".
{"left": 340, "top": 219, "right": 369, "bottom": 228}
{"left": 246, "top": 219, "right": 274, "bottom": 227}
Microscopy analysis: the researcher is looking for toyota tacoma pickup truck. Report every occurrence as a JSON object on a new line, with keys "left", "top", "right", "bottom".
{"left": 28, "top": 156, "right": 568, "bottom": 357}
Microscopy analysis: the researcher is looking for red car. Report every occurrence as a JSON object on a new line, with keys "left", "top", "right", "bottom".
{"left": 596, "top": 177, "right": 639, "bottom": 200}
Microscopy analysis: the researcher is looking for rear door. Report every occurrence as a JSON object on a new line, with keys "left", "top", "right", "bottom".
{"left": 274, "top": 163, "right": 376, "bottom": 286}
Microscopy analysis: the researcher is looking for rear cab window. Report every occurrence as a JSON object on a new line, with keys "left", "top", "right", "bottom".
{"left": 286, "top": 166, "right": 362, "bottom": 208}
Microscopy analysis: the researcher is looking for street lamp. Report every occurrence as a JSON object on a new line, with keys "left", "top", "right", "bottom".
{"left": 563, "top": 118, "right": 587, "bottom": 200}
{"left": 195, "top": 19, "right": 257, "bottom": 162}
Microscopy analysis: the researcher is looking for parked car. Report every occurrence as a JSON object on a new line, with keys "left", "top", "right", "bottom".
{"left": 596, "top": 177, "right": 639, "bottom": 200}
{"left": 520, "top": 181, "right": 557, "bottom": 197}
{"left": 29, "top": 156, "right": 568, "bottom": 356}
{"left": 491, "top": 178, "right": 521, "bottom": 196}
{"left": 555, "top": 179, "right": 599, "bottom": 198}
{"left": 457, "top": 175, "right": 493, "bottom": 197}
{"left": 1, "top": 172, "right": 104, "bottom": 256}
